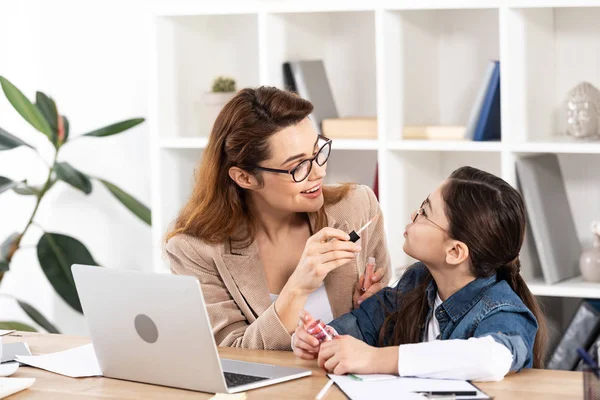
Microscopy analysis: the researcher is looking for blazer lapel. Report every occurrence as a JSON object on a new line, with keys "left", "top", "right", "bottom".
{"left": 221, "top": 239, "right": 272, "bottom": 318}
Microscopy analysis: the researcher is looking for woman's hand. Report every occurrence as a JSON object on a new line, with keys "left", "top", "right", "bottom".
{"left": 352, "top": 267, "right": 387, "bottom": 309}
{"left": 286, "top": 227, "right": 361, "bottom": 296}
{"left": 292, "top": 311, "right": 320, "bottom": 360}
{"left": 275, "top": 228, "right": 360, "bottom": 333}
{"left": 317, "top": 335, "right": 382, "bottom": 375}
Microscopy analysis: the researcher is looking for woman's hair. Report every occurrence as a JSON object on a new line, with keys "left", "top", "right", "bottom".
{"left": 166, "top": 86, "right": 352, "bottom": 246}
{"left": 379, "top": 166, "right": 547, "bottom": 368}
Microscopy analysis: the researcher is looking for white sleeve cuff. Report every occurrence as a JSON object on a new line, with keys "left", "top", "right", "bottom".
{"left": 398, "top": 336, "right": 513, "bottom": 382}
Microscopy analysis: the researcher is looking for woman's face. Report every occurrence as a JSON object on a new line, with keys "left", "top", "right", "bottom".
{"left": 253, "top": 118, "right": 329, "bottom": 213}
{"left": 403, "top": 183, "right": 451, "bottom": 265}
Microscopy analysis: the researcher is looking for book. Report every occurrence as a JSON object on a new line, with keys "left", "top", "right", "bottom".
{"left": 321, "top": 117, "right": 377, "bottom": 139}
{"left": 403, "top": 126, "right": 466, "bottom": 140}
{"left": 283, "top": 60, "right": 338, "bottom": 134}
{"left": 515, "top": 154, "right": 581, "bottom": 284}
{"left": 464, "top": 61, "right": 496, "bottom": 140}
{"left": 548, "top": 300, "right": 600, "bottom": 371}
{"left": 473, "top": 61, "right": 501, "bottom": 142}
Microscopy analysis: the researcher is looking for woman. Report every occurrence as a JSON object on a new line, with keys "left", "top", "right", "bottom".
{"left": 165, "top": 86, "right": 391, "bottom": 350}
{"left": 294, "top": 167, "right": 547, "bottom": 381}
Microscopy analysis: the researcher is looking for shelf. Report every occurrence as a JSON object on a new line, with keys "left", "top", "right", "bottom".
{"left": 332, "top": 139, "right": 379, "bottom": 150}
{"left": 386, "top": 140, "right": 503, "bottom": 152}
{"left": 159, "top": 137, "right": 209, "bottom": 149}
{"left": 528, "top": 276, "right": 600, "bottom": 299}
{"left": 510, "top": 139, "right": 600, "bottom": 154}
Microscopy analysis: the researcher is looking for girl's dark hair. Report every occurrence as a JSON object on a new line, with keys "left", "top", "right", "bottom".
{"left": 379, "top": 166, "right": 547, "bottom": 368}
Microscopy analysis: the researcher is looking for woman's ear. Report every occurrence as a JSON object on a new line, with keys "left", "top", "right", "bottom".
{"left": 445, "top": 240, "right": 470, "bottom": 266}
{"left": 228, "top": 166, "right": 259, "bottom": 190}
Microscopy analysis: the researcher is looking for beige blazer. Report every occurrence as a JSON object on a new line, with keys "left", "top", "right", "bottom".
{"left": 165, "top": 185, "right": 391, "bottom": 350}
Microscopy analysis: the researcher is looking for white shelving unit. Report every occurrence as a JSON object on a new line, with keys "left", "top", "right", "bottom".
{"left": 149, "top": 1, "right": 600, "bottom": 302}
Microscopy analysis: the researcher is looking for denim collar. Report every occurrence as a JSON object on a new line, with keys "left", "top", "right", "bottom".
{"left": 425, "top": 273, "right": 498, "bottom": 323}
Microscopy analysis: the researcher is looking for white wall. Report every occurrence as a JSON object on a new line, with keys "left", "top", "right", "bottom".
{"left": 0, "top": 0, "right": 152, "bottom": 334}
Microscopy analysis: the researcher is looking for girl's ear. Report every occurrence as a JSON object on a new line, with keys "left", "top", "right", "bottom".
{"left": 445, "top": 240, "right": 470, "bottom": 266}
{"left": 228, "top": 166, "right": 260, "bottom": 190}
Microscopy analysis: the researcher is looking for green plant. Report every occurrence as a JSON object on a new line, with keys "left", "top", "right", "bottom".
{"left": 0, "top": 76, "right": 150, "bottom": 333}
{"left": 211, "top": 76, "right": 236, "bottom": 93}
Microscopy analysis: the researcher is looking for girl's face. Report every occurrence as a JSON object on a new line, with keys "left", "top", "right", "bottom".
{"left": 403, "top": 182, "right": 453, "bottom": 266}
{"left": 251, "top": 118, "right": 330, "bottom": 213}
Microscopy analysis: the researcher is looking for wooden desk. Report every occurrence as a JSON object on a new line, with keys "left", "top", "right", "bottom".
{"left": 3, "top": 332, "right": 583, "bottom": 399}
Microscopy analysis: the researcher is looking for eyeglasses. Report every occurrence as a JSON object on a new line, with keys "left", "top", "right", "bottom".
{"left": 254, "top": 135, "right": 332, "bottom": 183}
{"left": 413, "top": 198, "right": 448, "bottom": 234}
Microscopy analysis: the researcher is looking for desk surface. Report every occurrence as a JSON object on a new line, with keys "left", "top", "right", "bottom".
{"left": 3, "top": 332, "right": 582, "bottom": 399}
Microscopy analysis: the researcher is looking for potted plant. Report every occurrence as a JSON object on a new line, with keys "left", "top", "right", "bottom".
{"left": 0, "top": 76, "right": 150, "bottom": 333}
{"left": 199, "top": 76, "right": 236, "bottom": 134}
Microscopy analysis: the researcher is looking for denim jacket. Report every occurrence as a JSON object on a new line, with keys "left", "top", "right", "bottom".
{"left": 329, "top": 263, "right": 538, "bottom": 372}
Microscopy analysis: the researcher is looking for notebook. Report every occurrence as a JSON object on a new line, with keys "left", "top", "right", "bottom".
{"left": 283, "top": 60, "right": 338, "bottom": 134}
{"left": 516, "top": 154, "right": 581, "bottom": 284}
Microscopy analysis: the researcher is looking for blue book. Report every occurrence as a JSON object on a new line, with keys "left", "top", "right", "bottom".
{"left": 473, "top": 61, "right": 501, "bottom": 142}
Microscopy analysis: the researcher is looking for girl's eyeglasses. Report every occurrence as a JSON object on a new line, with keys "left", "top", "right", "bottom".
{"left": 413, "top": 198, "right": 449, "bottom": 234}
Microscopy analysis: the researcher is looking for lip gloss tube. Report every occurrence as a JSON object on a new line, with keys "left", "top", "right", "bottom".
{"left": 305, "top": 319, "right": 337, "bottom": 343}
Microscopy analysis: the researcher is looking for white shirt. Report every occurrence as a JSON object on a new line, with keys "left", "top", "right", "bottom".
{"left": 270, "top": 284, "right": 334, "bottom": 324}
{"left": 398, "top": 292, "right": 514, "bottom": 382}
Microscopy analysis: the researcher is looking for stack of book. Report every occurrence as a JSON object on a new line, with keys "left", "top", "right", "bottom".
{"left": 311, "top": 60, "right": 502, "bottom": 141}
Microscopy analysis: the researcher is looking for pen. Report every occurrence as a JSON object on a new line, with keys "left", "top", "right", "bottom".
{"left": 578, "top": 347, "right": 600, "bottom": 377}
{"left": 315, "top": 378, "right": 334, "bottom": 400}
{"left": 414, "top": 391, "right": 477, "bottom": 396}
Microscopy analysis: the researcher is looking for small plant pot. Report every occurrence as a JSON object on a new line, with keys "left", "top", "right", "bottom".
{"left": 197, "top": 92, "right": 235, "bottom": 135}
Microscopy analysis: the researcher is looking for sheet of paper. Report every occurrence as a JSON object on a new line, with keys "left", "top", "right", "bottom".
{"left": 2, "top": 342, "right": 32, "bottom": 363}
{"left": 329, "top": 374, "right": 490, "bottom": 400}
{"left": 0, "top": 331, "right": 15, "bottom": 337}
{"left": 16, "top": 344, "right": 102, "bottom": 378}
{"left": 0, "top": 377, "right": 35, "bottom": 399}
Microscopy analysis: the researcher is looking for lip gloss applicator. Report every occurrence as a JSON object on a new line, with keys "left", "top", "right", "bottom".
{"left": 348, "top": 212, "right": 379, "bottom": 243}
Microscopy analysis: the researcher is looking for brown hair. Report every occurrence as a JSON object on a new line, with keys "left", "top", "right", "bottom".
{"left": 380, "top": 166, "right": 548, "bottom": 368}
{"left": 166, "top": 86, "right": 352, "bottom": 246}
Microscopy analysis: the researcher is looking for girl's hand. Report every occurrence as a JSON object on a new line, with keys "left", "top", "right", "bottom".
{"left": 352, "top": 267, "right": 387, "bottom": 309}
{"left": 317, "top": 335, "right": 381, "bottom": 375}
{"left": 292, "top": 311, "right": 320, "bottom": 360}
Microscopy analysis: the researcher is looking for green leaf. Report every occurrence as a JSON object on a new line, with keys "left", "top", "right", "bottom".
{"left": 82, "top": 118, "right": 144, "bottom": 138}
{"left": 35, "top": 92, "right": 58, "bottom": 143}
{"left": 99, "top": 179, "right": 151, "bottom": 225}
{"left": 16, "top": 299, "right": 60, "bottom": 334}
{"left": 13, "top": 185, "right": 40, "bottom": 196}
{"left": 62, "top": 116, "right": 70, "bottom": 143}
{"left": 37, "top": 233, "right": 99, "bottom": 313}
{"left": 0, "top": 126, "right": 33, "bottom": 151}
{"left": 55, "top": 162, "right": 92, "bottom": 194}
{"left": 0, "top": 321, "right": 37, "bottom": 332}
{"left": 0, "top": 76, "right": 53, "bottom": 140}
{"left": 13, "top": 180, "right": 55, "bottom": 196}
{"left": 0, "top": 176, "right": 20, "bottom": 195}
{"left": 1, "top": 233, "right": 22, "bottom": 270}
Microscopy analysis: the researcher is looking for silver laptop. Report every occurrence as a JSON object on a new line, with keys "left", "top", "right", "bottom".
{"left": 71, "top": 264, "right": 311, "bottom": 393}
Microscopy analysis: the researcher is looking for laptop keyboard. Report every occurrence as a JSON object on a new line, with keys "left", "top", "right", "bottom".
{"left": 224, "top": 372, "right": 269, "bottom": 388}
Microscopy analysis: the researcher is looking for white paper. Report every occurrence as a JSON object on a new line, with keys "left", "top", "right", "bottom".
{"left": 0, "top": 363, "right": 19, "bottom": 377}
{"left": 0, "top": 331, "right": 15, "bottom": 337}
{"left": 2, "top": 342, "right": 32, "bottom": 363}
{"left": 16, "top": 344, "right": 102, "bottom": 378}
{"left": 329, "top": 374, "right": 490, "bottom": 400}
{"left": 0, "top": 377, "right": 35, "bottom": 399}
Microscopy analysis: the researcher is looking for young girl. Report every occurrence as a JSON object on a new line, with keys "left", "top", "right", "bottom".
{"left": 292, "top": 166, "right": 547, "bottom": 381}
